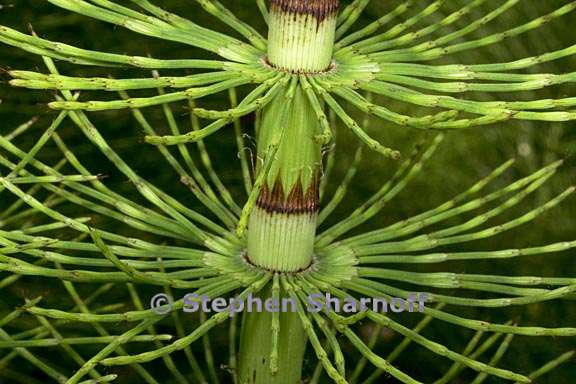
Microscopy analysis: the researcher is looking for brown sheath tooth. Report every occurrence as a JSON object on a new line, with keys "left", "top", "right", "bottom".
{"left": 257, "top": 175, "right": 319, "bottom": 214}
{"left": 270, "top": 0, "right": 340, "bottom": 22}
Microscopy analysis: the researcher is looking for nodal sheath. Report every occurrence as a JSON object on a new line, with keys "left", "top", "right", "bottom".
{"left": 268, "top": 0, "right": 340, "bottom": 73}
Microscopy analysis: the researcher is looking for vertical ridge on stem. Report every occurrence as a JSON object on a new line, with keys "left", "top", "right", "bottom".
{"left": 268, "top": 0, "right": 339, "bottom": 73}
{"left": 240, "top": 1, "right": 340, "bottom": 382}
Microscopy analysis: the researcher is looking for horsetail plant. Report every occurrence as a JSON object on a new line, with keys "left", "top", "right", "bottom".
{"left": 0, "top": 0, "right": 575, "bottom": 383}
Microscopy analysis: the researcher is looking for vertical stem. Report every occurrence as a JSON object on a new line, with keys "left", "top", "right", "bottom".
{"left": 239, "top": 1, "right": 339, "bottom": 382}
{"left": 247, "top": 0, "right": 340, "bottom": 273}
{"left": 238, "top": 285, "right": 307, "bottom": 384}
{"left": 246, "top": 85, "right": 320, "bottom": 272}
{"left": 268, "top": 0, "right": 339, "bottom": 73}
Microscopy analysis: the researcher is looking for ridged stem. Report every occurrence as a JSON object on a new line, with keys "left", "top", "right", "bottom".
{"left": 238, "top": 285, "right": 307, "bottom": 384}
{"left": 267, "top": 0, "right": 339, "bottom": 73}
{"left": 239, "top": 1, "right": 339, "bottom": 383}
{"left": 246, "top": 80, "right": 324, "bottom": 273}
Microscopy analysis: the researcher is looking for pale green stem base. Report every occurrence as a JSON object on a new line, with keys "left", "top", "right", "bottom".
{"left": 268, "top": 9, "right": 337, "bottom": 73}
{"left": 238, "top": 288, "right": 307, "bottom": 384}
{"left": 247, "top": 207, "right": 317, "bottom": 272}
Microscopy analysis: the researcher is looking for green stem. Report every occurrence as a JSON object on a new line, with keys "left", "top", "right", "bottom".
{"left": 267, "top": 0, "right": 338, "bottom": 73}
{"left": 245, "top": 84, "right": 320, "bottom": 272}
{"left": 238, "top": 284, "right": 307, "bottom": 384}
{"left": 239, "top": 1, "right": 339, "bottom": 382}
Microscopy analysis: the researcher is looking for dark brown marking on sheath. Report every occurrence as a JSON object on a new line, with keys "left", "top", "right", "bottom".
{"left": 270, "top": 0, "right": 340, "bottom": 22}
{"left": 257, "top": 175, "right": 320, "bottom": 214}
